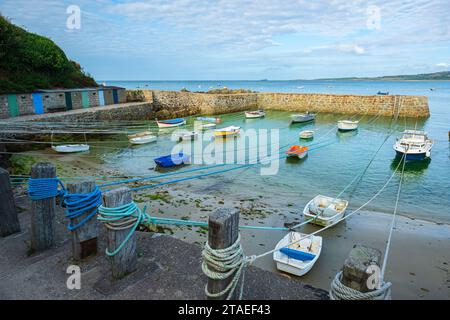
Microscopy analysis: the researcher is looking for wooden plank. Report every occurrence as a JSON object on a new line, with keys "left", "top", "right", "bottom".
{"left": 0, "top": 168, "right": 21, "bottom": 237}
{"left": 30, "top": 162, "right": 56, "bottom": 252}
{"left": 66, "top": 179, "right": 98, "bottom": 260}
{"left": 206, "top": 208, "right": 239, "bottom": 300}
{"left": 102, "top": 187, "right": 137, "bottom": 279}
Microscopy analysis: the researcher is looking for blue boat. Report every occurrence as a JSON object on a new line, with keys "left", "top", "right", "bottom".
{"left": 393, "top": 130, "right": 433, "bottom": 161}
{"left": 156, "top": 118, "right": 186, "bottom": 128}
{"left": 154, "top": 152, "right": 190, "bottom": 167}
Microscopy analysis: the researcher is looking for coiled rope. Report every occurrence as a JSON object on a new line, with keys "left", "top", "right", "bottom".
{"left": 28, "top": 178, "right": 66, "bottom": 200}
{"left": 329, "top": 271, "right": 392, "bottom": 300}
{"left": 64, "top": 186, "right": 102, "bottom": 231}
{"left": 202, "top": 234, "right": 254, "bottom": 300}
{"left": 97, "top": 201, "right": 150, "bottom": 256}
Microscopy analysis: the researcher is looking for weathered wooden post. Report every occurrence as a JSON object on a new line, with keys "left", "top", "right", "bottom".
{"left": 102, "top": 186, "right": 137, "bottom": 279}
{"left": 66, "top": 179, "right": 98, "bottom": 260}
{"left": 341, "top": 244, "right": 382, "bottom": 293}
{"left": 0, "top": 168, "right": 21, "bottom": 237}
{"left": 206, "top": 208, "right": 240, "bottom": 300}
{"left": 30, "top": 162, "right": 56, "bottom": 252}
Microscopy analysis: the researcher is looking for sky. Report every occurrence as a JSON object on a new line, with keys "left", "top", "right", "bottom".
{"left": 1, "top": 0, "right": 449, "bottom": 80}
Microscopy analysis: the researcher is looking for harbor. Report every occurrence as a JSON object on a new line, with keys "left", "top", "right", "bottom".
{"left": 1, "top": 81, "right": 450, "bottom": 299}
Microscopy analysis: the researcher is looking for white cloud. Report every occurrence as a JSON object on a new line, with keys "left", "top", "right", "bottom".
{"left": 436, "top": 62, "right": 450, "bottom": 68}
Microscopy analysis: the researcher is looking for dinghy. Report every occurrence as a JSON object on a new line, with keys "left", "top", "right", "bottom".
{"left": 156, "top": 118, "right": 186, "bottom": 128}
{"left": 299, "top": 130, "right": 314, "bottom": 139}
{"left": 154, "top": 152, "right": 190, "bottom": 167}
{"left": 291, "top": 111, "right": 315, "bottom": 123}
{"left": 51, "top": 144, "right": 90, "bottom": 153}
{"left": 245, "top": 110, "right": 265, "bottom": 119}
{"left": 273, "top": 232, "right": 322, "bottom": 276}
{"left": 214, "top": 126, "right": 240, "bottom": 138}
{"left": 128, "top": 131, "right": 157, "bottom": 145}
{"left": 201, "top": 123, "right": 216, "bottom": 130}
{"left": 337, "top": 120, "right": 359, "bottom": 131}
{"left": 393, "top": 130, "right": 433, "bottom": 161}
{"left": 175, "top": 131, "right": 198, "bottom": 142}
{"left": 197, "top": 117, "right": 221, "bottom": 124}
{"left": 285, "top": 145, "right": 308, "bottom": 159}
{"left": 303, "top": 195, "right": 349, "bottom": 227}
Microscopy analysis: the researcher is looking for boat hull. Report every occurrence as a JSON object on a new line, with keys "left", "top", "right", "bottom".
{"left": 157, "top": 119, "right": 186, "bottom": 128}
{"left": 129, "top": 136, "right": 157, "bottom": 145}
{"left": 395, "top": 150, "right": 428, "bottom": 161}
{"left": 52, "top": 145, "right": 90, "bottom": 153}
{"left": 302, "top": 196, "right": 348, "bottom": 227}
{"left": 154, "top": 153, "right": 190, "bottom": 167}
{"left": 291, "top": 114, "right": 315, "bottom": 123}
{"left": 245, "top": 111, "right": 265, "bottom": 119}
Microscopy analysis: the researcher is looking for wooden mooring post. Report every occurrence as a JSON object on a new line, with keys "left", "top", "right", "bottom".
{"left": 206, "top": 208, "right": 240, "bottom": 300}
{"left": 66, "top": 179, "right": 98, "bottom": 260}
{"left": 30, "top": 162, "right": 56, "bottom": 252}
{"left": 102, "top": 186, "right": 137, "bottom": 279}
{"left": 0, "top": 168, "right": 21, "bottom": 237}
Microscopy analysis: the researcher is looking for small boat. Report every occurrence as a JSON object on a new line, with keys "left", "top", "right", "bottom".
{"left": 154, "top": 152, "right": 190, "bottom": 167}
{"left": 197, "top": 117, "right": 221, "bottom": 123}
{"left": 128, "top": 131, "right": 157, "bottom": 145}
{"left": 393, "top": 130, "right": 433, "bottom": 161}
{"left": 156, "top": 118, "right": 186, "bottom": 128}
{"left": 285, "top": 145, "right": 308, "bottom": 159}
{"left": 175, "top": 131, "right": 198, "bottom": 142}
{"left": 245, "top": 110, "right": 265, "bottom": 118}
{"left": 291, "top": 112, "right": 316, "bottom": 123}
{"left": 51, "top": 144, "right": 90, "bottom": 153}
{"left": 201, "top": 123, "right": 216, "bottom": 130}
{"left": 299, "top": 130, "right": 314, "bottom": 139}
{"left": 214, "top": 126, "right": 240, "bottom": 138}
{"left": 337, "top": 120, "right": 359, "bottom": 131}
{"left": 377, "top": 91, "right": 389, "bottom": 95}
{"left": 303, "top": 195, "right": 349, "bottom": 227}
{"left": 273, "top": 232, "right": 322, "bottom": 276}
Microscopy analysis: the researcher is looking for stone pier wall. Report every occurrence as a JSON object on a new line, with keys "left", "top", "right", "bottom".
{"left": 137, "top": 90, "right": 430, "bottom": 118}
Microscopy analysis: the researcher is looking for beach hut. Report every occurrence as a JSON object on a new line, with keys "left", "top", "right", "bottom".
{"left": 88, "top": 90, "right": 100, "bottom": 107}
{"left": 98, "top": 89, "right": 106, "bottom": 106}
{"left": 41, "top": 91, "right": 67, "bottom": 113}
{"left": 81, "top": 91, "right": 89, "bottom": 108}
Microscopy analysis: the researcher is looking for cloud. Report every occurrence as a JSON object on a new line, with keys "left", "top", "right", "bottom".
{"left": 436, "top": 62, "right": 450, "bottom": 68}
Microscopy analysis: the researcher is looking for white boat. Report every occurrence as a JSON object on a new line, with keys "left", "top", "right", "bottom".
{"left": 273, "top": 232, "right": 322, "bottom": 277}
{"left": 303, "top": 195, "right": 349, "bottom": 227}
{"left": 245, "top": 110, "right": 265, "bottom": 118}
{"left": 291, "top": 112, "right": 316, "bottom": 123}
{"left": 175, "top": 131, "right": 198, "bottom": 141}
{"left": 393, "top": 130, "right": 433, "bottom": 161}
{"left": 299, "top": 130, "right": 314, "bottom": 139}
{"left": 128, "top": 131, "right": 157, "bottom": 145}
{"left": 214, "top": 126, "right": 240, "bottom": 138}
{"left": 337, "top": 120, "right": 359, "bottom": 131}
{"left": 156, "top": 118, "right": 186, "bottom": 128}
{"left": 51, "top": 144, "right": 90, "bottom": 153}
{"left": 201, "top": 123, "right": 217, "bottom": 130}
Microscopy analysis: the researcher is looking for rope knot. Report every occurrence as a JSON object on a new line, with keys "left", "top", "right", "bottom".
{"left": 64, "top": 186, "right": 102, "bottom": 231}
{"left": 28, "top": 177, "right": 66, "bottom": 201}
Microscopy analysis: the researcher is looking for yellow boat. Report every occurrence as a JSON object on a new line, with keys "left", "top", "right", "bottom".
{"left": 214, "top": 126, "right": 240, "bottom": 138}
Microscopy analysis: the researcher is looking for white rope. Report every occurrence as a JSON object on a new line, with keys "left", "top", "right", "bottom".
{"left": 201, "top": 234, "right": 253, "bottom": 300}
{"left": 329, "top": 271, "right": 392, "bottom": 300}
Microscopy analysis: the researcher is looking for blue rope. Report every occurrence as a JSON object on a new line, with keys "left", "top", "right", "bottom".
{"left": 64, "top": 186, "right": 103, "bottom": 231}
{"left": 97, "top": 202, "right": 150, "bottom": 256}
{"left": 28, "top": 178, "right": 66, "bottom": 200}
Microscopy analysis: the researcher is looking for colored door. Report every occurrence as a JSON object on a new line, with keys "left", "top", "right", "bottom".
{"left": 112, "top": 89, "right": 119, "bottom": 104}
{"left": 7, "top": 94, "right": 19, "bottom": 117}
{"left": 81, "top": 91, "right": 89, "bottom": 108}
{"left": 65, "top": 92, "right": 73, "bottom": 110}
{"left": 32, "top": 93, "right": 44, "bottom": 114}
{"left": 98, "top": 90, "right": 105, "bottom": 106}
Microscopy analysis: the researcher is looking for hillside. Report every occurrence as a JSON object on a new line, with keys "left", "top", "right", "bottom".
{"left": 0, "top": 15, "right": 98, "bottom": 94}
{"left": 317, "top": 71, "right": 450, "bottom": 81}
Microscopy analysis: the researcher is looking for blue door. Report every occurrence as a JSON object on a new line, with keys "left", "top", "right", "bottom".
{"left": 32, "top": 93, "right": 44, "bottom": 114}
{"left": 112, "top": 89, "right": 119, "bottom": 104}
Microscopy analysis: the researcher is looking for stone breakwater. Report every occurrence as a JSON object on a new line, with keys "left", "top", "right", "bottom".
{"left": 144, "top": 90, "right": 429, "bottom": 118}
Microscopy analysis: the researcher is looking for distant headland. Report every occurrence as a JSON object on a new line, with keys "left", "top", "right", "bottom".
{"left": 314, "top": 71, "right": 450, "bottom": 81}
